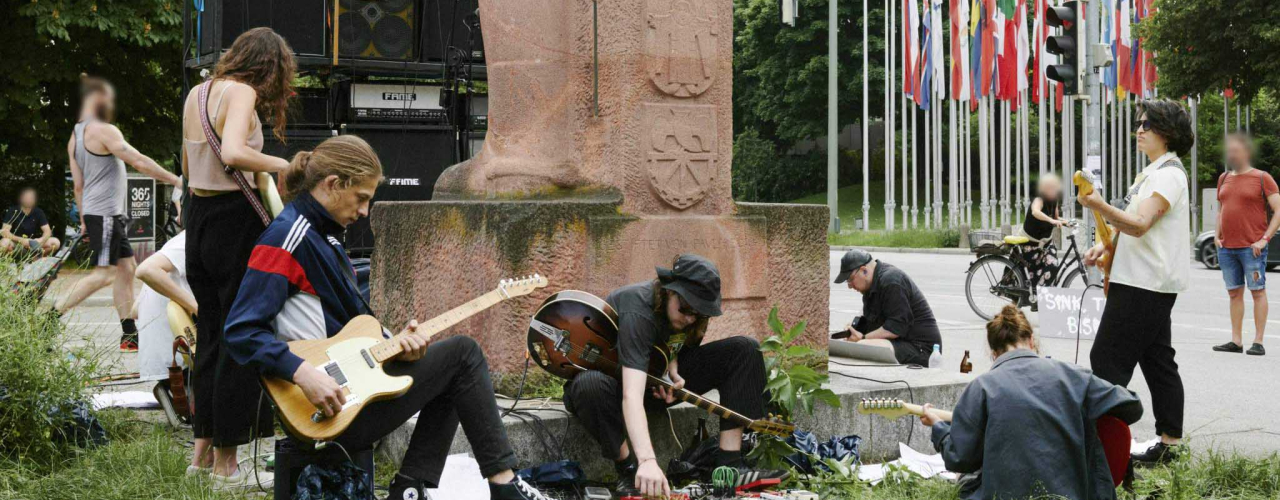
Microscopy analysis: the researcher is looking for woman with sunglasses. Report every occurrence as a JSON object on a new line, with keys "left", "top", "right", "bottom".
{"left": 1077, "top": 99, "right": 1194, "bottom": 466}
{"left": 561, "top": 254, "right": 787, "bottom": 497}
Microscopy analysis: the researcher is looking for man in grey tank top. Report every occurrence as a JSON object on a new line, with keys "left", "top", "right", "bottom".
{"left": 56, "top": 75, "right": 182, "bottom": 353}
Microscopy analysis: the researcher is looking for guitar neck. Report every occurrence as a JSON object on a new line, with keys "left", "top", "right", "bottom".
{"left": 368, "top": 289, "right": 506, "bottom": 363}
{"left": 899, "top": 402, "right": 954, "bottom": 422}
{"left": 645, "top": 375, "right": 755, "bottom": 428}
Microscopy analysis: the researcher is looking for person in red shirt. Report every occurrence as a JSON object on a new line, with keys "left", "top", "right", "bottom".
{"left": 1214, "top": 133, "right": 1280, "bottom": 356}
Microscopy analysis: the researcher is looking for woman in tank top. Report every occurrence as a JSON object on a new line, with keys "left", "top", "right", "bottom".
{"left": 180, "top": 27, "right": 295, "bottom": 490}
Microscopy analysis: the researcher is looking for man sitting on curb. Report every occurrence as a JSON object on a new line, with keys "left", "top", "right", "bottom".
{"left": 834, "top": 249, "right": 943, "bottom": 366}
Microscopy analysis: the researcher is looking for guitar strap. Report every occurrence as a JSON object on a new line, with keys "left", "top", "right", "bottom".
{"left": 196, "top": 80, "right": 272, "bottom": 227}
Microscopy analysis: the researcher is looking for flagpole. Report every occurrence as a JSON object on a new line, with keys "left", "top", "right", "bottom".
{"left": 886, "top": 0, "right": 896, "bottom": 230}
{"left": 965, "top": 101, "right": 972, "bottom": 226}
{"left": 1190, "top": 96, "right": 1199, "bottom": 233}
{"left": 925, "top": 93, "right": 933, "bottom": 228}
{"left": 1002, "top": 98, "right": 1011, "bottom": 227}
{"left": 1064, "top": 98, "right": 1074, "bottom": 219}
{"left": 1021, "top": 92, "right": 1030, "bottom": 218}
{"left": 980, "top": 97, "right": 989, "bottom": 229}
{"left": 1049, "top": 83, "right": 1056, "bottom": 179}
{"left": 827, "top": 0, "right": 839, "bottom": 233}
{"left": 949, "top": 95, "right": 958, "bottom": 227}
{"left": 863, "top": 0, "right": 871, "bottom": 230}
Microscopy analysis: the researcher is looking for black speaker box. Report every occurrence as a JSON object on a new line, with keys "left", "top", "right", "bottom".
{"left": 337, "top": 0, "right": 419, "bottom": 61}
{"left": 422, "top": 0, "right": 485, "bottom": 63}
{"left": 261, "top": 128, "right": 339, "bottom": 162}
{"left": 340, "top": 123, "right": 457, "bottom": 254}
{"left": 273, "top": 438, "right": 374, "bottom": 500}
{"left": 197, "top": 0, "right": 329, "bottom": 58}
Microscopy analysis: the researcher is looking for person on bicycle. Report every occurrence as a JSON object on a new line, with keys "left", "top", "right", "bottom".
{"left": 834, "top": 249, "right": 943, "bottom": 366}
{"left": 1023, "top": 173, "right": 1067, "bottom": 286}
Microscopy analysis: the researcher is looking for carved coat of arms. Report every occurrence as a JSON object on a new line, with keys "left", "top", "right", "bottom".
{"left": 645, "top": 0, "right": 718, "bottom": 97}
{"left": 644, "top": 104, "right": 717, "bottom": 209}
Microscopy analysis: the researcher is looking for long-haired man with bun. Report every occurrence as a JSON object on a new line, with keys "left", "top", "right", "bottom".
{"left": 1077, "top": 98, "right": 1195, "bottom": 466}
{"left": 57, "top": 74, "right": 183, "bottom": 349}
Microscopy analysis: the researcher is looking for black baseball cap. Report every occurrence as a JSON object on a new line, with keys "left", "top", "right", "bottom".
{"left": 834, "top": 249, "right": 873, "bottom": 284}
{"left": 656, "top": 254, "right": 723, "bottom": 317}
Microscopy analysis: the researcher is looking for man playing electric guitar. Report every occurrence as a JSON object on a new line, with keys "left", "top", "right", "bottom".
{"left": 224, "top": 136, "right": 559, "bottom": 500}
{"left": 562, "top": 254, "right": 787, "bottom": 497}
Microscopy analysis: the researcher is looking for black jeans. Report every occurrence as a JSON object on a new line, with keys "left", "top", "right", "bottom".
{"left": 187, "top": 193, "right": 273, "bottom": 446}
{"left": 334, "top": 336, "right": 517, "bottom": 486}
{"left": 1090, "top": 282, "right": 1184, "bottom": 438}
{"left": 562, "top": 336, "right": 767, "bottom": 460}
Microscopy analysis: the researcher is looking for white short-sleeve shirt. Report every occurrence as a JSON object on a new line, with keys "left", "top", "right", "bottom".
{"left": 137, "top": 232, "right": 193, "bottom": 381}
{"left": 1109, "top": 152, "right": 1191, "bottom": 294}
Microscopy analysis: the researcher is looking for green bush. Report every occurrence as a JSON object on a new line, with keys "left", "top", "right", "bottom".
{"left": 0, "top": 256, "right": 102, "bottom": 470}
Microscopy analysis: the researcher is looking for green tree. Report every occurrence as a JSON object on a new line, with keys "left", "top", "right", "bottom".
{"left": 1142, "top": 0, "right": 1280, "bottom": 105}
{"left": 0, "top": 0, "right": 184, "bottom": 233}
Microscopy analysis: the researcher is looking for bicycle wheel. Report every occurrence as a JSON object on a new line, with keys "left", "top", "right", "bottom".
{"left": 965, "top": 255, "right": 1027, "bottom": 320}
{"left": 1058, "top": 265, "right": 1093, "bottom": 290}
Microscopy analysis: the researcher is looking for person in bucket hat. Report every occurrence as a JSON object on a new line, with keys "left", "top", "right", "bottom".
{"left": 561, "top": 254, "right": 787, "bottom": 496}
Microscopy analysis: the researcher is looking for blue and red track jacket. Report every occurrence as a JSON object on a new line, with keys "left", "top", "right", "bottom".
{"left": 224, "top": 192, "right": 375, "bottom": 381}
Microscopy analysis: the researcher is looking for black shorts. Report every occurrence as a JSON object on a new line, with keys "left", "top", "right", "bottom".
{"left": 83, "top": 214, "right": 134, "bottom": 266}
{"left": 891, "top": 339, "right": 934, "bottom": 366}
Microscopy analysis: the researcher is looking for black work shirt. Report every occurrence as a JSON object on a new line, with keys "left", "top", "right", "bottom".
{"left": 931, "top": 349, "right": 1143, "bottom": 500}
{"left": 2, "top": 206, "right": 48, "bottom": 239}
{"left": 854, "top": 261, "right": 942, "bottom": 349}
{"left": 606, "top": 281, "right": 695, "bottom": 371}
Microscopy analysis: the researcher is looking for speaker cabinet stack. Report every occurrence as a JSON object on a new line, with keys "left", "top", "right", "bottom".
{"left": 337, "top": 0, "right": 417, "bottom": 61}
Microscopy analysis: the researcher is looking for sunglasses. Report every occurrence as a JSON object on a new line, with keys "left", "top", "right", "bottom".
{"left": 1136, "top": 119, "right": 1152, "bottom": 131}
{"left": 675, "top": 294, "right": 708, "bottom": 320}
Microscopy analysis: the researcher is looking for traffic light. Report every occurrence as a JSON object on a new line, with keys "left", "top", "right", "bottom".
{"left": 1045, "top": 1, "right": 1084, "bottom": 96}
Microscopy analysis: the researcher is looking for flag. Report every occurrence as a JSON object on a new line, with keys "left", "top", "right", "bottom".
{"left": 917, "top": 0, "right": 934, "bottom": 109}
{"left": 952, "top": 0, "right": 972, "bottom": 101}
{"left": 981, "top": 0, "right": 998, "bottom": 96}
{"left": 932, "top": 0, "right": 946, "bottom": 98}
{"left": 1030, "top": 0, "right": 1047, "bottom": 102}
{"left": 1015, "top": 0, "right": 1030, "bottom": 94}
{"left": 996, "top": 0, "right": 1017, "bottom": 102}
{"left": 1101, "top": 0, "right": 1116, "bottom": 90}
{"left": 904, "top": 0, "right": 920, "bottom": 96}
{"left": 1116, "top": 0, "right": 1132, "bottom": 94}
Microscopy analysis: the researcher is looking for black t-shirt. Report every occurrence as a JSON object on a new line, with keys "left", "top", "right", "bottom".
{"left": 854, "top": 261, "right": 943, "bottom": 349}
{"left": 3, "top": 206, "right": 48, "bottom": 239}
{"left": 1022, "top": 197, "right": 1060, "bottom": 240}
{"left": 606, "top": 281, "right": 695, "bottom": 371}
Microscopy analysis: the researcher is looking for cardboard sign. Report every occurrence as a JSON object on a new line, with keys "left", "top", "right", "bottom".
{"left": 1036, "top": 286, "right": 1106, "bottom": 340}
{"left": 126, "top": 177, "right": 155, "bottom": 241}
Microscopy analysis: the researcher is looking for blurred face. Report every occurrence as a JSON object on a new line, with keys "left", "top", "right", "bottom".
{"left": 664, "top": 291, "right": 701, "bottom": 331}
{"left": 848, "top": 263, "right": 874, "bottom": 293}
{"left": 1135, "top": 112, "right": 1168, "bottom": 159}
{"left": 18, "top": 189, "right": 36, "bottom": 209}
{"left": 315, "top": 175, "right": 379, "bottom": 227}
{"left": 1226, "top": 138, "right": 1252, "bottom": 171}
{"left": 1038, "top": 177, "right": 1062, "bottom": 201}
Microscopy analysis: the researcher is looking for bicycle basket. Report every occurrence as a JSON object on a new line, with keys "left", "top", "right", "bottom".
{"left": 968, "top": 230, "right": 1006, "bottom": 250}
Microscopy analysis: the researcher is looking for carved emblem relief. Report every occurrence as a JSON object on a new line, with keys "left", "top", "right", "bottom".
{"left": 644, "top": 104, "right": 717, "bottom": 209}
{"left": 645, "top": 0, "right": 718, "bottom": 97}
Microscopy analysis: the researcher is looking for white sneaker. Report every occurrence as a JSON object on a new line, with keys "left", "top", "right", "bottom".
{"left": 185, "top": 465, "right": 211, "bottom": 477}
{"left": 210, "top": 467, "right": 274, "bottom": 491}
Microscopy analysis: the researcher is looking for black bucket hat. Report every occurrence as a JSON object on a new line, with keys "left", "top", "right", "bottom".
{"left": 656, "top": 254, "right": 722, "bottom": 317}
{"left": 834, "top": 249, "right": 873, "bottom": 284}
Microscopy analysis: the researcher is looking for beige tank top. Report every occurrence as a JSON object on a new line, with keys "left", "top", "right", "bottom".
{"left": 184, "top": 81, "right": 264, "bottom": 192}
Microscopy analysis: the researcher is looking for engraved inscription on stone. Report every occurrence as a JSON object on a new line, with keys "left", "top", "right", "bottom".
{"left": 644, "top": 104, "right": 717, "bottom": 210}
{"left": 645, "top": 0, "right": 718, "bottom": 97}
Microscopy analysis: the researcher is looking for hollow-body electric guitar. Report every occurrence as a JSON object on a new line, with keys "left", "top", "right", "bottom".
{"left": 526, "top": 290, "right": 796, "bottom": 438}
{"left": 1073, "top": 170, "right": 1116, "bottom": 294}
{"left": 265, "top": 275, "right": 547, "bottom": 442}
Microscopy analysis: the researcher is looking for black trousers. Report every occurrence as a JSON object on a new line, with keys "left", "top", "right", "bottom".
{"left": 563, "top": 336, "right": 767, "bottom": 460}
{"left": 187, "top": 193, "right": 273, "bottom": 446}
{"left": 1090, "top": 282, "right": 1184, "bottom": 438}
{"left": 334, "top": 336, "right": 517, "bottom": 486}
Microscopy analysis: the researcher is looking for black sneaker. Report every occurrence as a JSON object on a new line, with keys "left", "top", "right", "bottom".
{"left": 119, "top": 334, "right": 139, "bottom": 353}
{"left": 1248, "top": 343, "right": 1266, "bottom": 356}
{"left": 1213, "top": 342, "right": 1243, "bottom": 353}
{"left": 612, "top": 457, "right": 639, "bottom": 495}
{"left": 388, "top": 475, "right": 428, "bottom": 500}
{"left": 490, "top": 477, "right": 559, "bottom": 500}
{"left": 1131, "top": 442, "right": 1181, "bottom": 467}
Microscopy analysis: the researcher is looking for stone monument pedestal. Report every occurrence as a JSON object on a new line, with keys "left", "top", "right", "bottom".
{"left": 370, "top": 197, "right": 829, "bottom": 373}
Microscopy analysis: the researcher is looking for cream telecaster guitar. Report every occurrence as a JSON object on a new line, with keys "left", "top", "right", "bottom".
{"left": 263, "top": 275, "right": 548, "bottom": 442}
{"left": 856, "top": 398, "right": 953, "bottom": 422}
{"left": 1073, "top": 170, "right": 1116, "bottom": 294}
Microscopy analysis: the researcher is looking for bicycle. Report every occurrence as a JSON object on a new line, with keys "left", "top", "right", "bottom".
{"left": 964, "top": 220, "right": 1094, "bottom": 320}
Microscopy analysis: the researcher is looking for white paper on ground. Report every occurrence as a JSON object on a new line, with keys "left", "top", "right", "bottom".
{"left": 425, "top": 454, "right": 490, "bottom": 500}
{"left": 91, "top": 391, "right": 159, "bottom": 410}
{"left": 856, "top": 443, "right": 957, "bottom": 485}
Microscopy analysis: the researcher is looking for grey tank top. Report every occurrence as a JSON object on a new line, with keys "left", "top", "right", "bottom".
{"left": 75, "top": 121, "right": 126, "bottom": 216}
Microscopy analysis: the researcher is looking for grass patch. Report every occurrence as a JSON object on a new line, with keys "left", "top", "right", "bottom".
{"left": 828, "top": 228, "right": 961, "bottom": 249}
